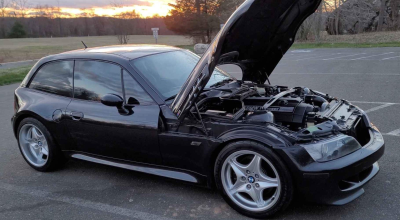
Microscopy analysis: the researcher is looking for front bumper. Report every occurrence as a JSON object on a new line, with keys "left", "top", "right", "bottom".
{"left": 282, "top": 129, "right": 385, "bottom": 205}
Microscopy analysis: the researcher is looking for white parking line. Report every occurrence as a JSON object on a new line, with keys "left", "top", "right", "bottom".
{"left": 322, "top": 53, "right": 366, "bottom": 60}
{"left": 291, "top": 50, "right": 313, "bottom": 53}
{"left": 382, "top": 56, "right": 400, "bottom": 61}
{"left": 364, "top": 103, "right": 395, "bottom": 113}
{"left": 350, "top": 101, "right": 399, "bottom": 105}
{"left": 386, "top": 129, "right": 400, "bottom": 137}
{"left": 351, "top": 52, "right": 395, "bottom": 60}
{"left": 276, "top": 73, "right": 400, "bottom": 76}
{"left": 286, "top": 53, "right": 318, "bottom": 60}
{"left": 0, "top": 182, "right": 172, "bottom": 220}
{"left": 295, "top": 53, "right": 342, "bottom": 61}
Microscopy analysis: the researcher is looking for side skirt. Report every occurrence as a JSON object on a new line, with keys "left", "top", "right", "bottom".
{"left": 70, "top": 153, "right": 206, "bottom": 184}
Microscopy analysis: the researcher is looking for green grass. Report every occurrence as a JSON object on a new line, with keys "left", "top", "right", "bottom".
{"left": 0, "top": 66, "right": 32, "bottom": 86}
{"left": 23, "top": 45, "right": 64, "bottom": 50}
{"left": 291, "top": 42, "right": 400, "bottom": 49}
{"left": 176, "top": 45, "right": 195, "bottom": 52}
{"left": 178, "top": 41, "right": 400, "bottom": 52}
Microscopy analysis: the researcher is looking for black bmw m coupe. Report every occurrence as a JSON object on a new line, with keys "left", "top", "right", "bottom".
{"left": 12, "top": 0, "right": 384, "bottom": 218}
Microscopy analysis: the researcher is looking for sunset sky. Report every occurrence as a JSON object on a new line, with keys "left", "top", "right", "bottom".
{"left": 8, "top": 0, "right": 176, "bottom": 18}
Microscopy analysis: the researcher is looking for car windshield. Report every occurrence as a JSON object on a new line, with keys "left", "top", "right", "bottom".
{"left": 130, "top": 50, "right": 232, "bottom": 100}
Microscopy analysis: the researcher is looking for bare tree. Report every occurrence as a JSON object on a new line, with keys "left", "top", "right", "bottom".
{"left": 0, "top": 0, "right": 8, "bottom": 37}
{"left": 377, "top": 0, "right": 387, "bottom": 31}
{"left": 389, "top": 0, "right": 400, "bottom": 30}
{"left": 114, "top": 10, "right": 140, "bottom": 44}
{"left": 334, "top": 0, "right": 344, "bottom": 35}
{"left": 111, "top": 1, "right": 140, "bottom": 44}
{"left": 12, "top": 0, "right": 29, "bottom": 18}
{"left": 296, "top": 0, "right": 329, "bottom": 41}
{"left": 56, "top": 0, "right": 62, "bottom": 36}
{"left": 314, "top": 1, "right": 323, "bottom": 42}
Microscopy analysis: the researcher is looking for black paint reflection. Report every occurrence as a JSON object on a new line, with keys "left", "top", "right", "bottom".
{"left": 123, "top": 70, "right": 155, "bottom": 105}
{"left": 29, "top": 61, "right": 73, "bottom": 97}
{"left": 74, "top": 61, "right": 122, "bottom": 101}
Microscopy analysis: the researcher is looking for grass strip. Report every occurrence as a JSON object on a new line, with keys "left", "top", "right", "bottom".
{"left": 0, "top": 66, "right": 32, "bottom": 86}
{"left": 178, "top": 42, "right": 400, "bottom": 52}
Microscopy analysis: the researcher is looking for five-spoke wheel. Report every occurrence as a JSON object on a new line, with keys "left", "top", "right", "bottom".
{"left": 221, "top": 150, "right": 281, "bottom": 212}
{"left": 17, "top": 118, "right": 66, "bottom": 171}
{"left": 19, "top": 124, "right": 49, "bottom": 167}
{"left": 215, "top": 141, "right": 293, "bottom": 218}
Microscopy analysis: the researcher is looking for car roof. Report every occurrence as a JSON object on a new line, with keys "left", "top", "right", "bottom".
{"left": 60, "top": 44, "right": 182, "bottom": 60}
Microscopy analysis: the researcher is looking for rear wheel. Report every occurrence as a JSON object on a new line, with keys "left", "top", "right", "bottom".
{"left": 17, "top": 118, "right": 66, "bottom": 171}
{"left": 214, "top": 141, "right": 293, "bottom": 218}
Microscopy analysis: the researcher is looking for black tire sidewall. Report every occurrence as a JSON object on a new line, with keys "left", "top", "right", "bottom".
{"left": 17, "top": 118, "right": 62, "bottom": 172}
{"left": 214, "top": 141, "right": 293, "bottom": 219}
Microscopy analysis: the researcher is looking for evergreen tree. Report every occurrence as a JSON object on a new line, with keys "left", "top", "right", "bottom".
{"left": 8, "top": 21, "right": 27, "bottom": 38}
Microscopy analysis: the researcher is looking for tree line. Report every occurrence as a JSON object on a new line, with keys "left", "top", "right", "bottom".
{"left": 296, "top": 0, "right": 400, "bottom": 41}
{"left": 165, "top": 0, "right": 400, "bottom": 43}
{"left": 0, "top": 0, "right": 176, "bottom": 41}
{"left": 1, "top": 16, "right": 175, "bottom": 38}
{"left": 1, "top": 0, "right": 400, "bottom": 43}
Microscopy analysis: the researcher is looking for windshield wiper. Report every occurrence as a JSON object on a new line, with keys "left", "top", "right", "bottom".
{"left": 165, "top": 94, "right": 177, "bottom": 101}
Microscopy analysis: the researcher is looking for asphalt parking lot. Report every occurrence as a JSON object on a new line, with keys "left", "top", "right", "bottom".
{"left": 0, "top": 47, "right": 399, "bottom": 220}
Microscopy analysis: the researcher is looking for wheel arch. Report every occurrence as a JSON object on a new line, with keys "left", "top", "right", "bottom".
{"left": 207, "top": 128, "right": 289, "bottom": 188}
{"left": 13, "top": 111, "right": 51, "bottom": 139}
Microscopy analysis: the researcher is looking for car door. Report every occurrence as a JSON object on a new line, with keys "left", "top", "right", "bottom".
{"left": 65, "top": 60, "right": 161, "bottom": 164}
{"left": 27, "top": 60, "right": 75, "bottom": 150}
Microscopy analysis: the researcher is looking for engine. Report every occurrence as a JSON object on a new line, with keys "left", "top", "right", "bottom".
{"left": 192, "top": 82, "right": 370, "bottom": 145}
{"left": 244, "top": 96, "right": 315, "bottom": 130}
{"left": 195, "top": 83, "right": 325, "bottom": 130}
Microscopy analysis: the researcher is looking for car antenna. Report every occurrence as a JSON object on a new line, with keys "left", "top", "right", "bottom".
{"left": 81, "top": 41, "right": 88, "bottom": 50}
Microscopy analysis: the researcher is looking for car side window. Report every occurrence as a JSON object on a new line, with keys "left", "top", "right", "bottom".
{"left": 123, "top": 70, "right": 155, "bottom": 105}
{"left": 29, "top": 61, "right": 73, "bottom": 97}
{"left": 74, "top": 61, "right": 123, "bottom": 102}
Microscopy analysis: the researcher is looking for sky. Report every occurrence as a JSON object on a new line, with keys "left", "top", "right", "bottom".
{"left": 9, "top": 0, "right": 176, "bottom": 18}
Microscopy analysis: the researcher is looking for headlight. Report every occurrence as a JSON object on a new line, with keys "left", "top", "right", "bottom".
{"left": 301, "top": 135, "right": 362, "bottom": 162}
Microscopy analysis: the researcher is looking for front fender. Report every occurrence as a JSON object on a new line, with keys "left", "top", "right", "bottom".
{"left": 217, "top": 126, "right": 290, "bottom": 149}
{"left": 203, "top": 126, "right": 293, "bottom": 188}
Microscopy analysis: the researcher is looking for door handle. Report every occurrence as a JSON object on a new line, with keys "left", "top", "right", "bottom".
{"left": 70, "top": 112, "right": 84, "bottom": 121}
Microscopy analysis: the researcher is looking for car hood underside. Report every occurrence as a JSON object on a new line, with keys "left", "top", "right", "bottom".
{"left": 172, "top": 0, "right": 322, "bottom": 120}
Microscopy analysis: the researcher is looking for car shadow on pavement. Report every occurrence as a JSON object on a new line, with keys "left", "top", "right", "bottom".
{"left": 57, "top": 159, "right": 364, "bottom": 220}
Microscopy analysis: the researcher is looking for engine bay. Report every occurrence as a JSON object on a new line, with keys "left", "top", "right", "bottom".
{"left": 192, "top": 81, "right": 370, "bottom": 144}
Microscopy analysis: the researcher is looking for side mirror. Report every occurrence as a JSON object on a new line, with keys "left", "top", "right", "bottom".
{"left": 101, "top": 94, "right": 124, "bottom": 107}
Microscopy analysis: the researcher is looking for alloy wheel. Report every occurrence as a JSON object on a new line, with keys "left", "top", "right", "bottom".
{"left": 19, "top": 124, "right": 49, "bottom": 167}
{"left": 221, "top": 150, "right": 281, "bottom": 212}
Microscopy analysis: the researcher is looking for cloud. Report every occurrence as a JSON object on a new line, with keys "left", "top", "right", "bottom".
{"left": 9, "top": 0, "right": 174, "bottom": 18}
{"left": 28, "top": 0, "right": 152, "bottom": 8}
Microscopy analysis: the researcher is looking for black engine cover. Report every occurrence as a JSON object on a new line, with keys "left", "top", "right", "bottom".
{"left": 245, "top": 97, "right": 314, "bottom": 129}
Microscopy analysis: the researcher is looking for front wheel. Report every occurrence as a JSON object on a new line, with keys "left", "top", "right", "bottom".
{"left": 214, "top": 141, "right": 293, "bottom": 219}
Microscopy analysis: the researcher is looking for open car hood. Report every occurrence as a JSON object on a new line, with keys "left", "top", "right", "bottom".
{"left": 171, "top": 0, "right": 322, "bottom": 120}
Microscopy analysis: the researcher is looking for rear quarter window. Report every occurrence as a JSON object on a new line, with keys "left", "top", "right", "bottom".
{"left": 29, "top": 61, "right": 74, "bottom": 97}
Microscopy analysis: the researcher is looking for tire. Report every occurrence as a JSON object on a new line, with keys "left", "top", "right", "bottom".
{"left": 17, "top": 117, "right": 66, "bottom": 172}
{"left": 214, "top": 141, "right": 293, "bottom": 219}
